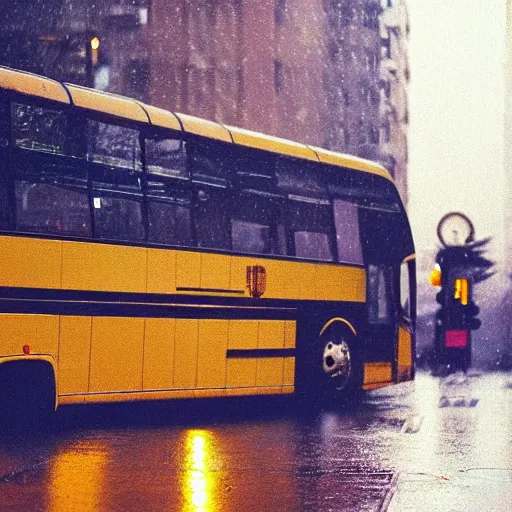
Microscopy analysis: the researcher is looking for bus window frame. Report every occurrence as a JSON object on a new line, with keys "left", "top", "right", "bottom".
{"left": 7, "top": 94, "right": 93, "bottom": 239}
{"left": 231, "top": 189, "right": 287, "bottom": 257}
{"left": 82, "top": 109, "right": 146, "bottom": 243}
{"left": 144, "top": 127, "right": 194, "bottom": 248}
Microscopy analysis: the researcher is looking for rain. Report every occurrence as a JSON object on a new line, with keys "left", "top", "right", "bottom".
{"left": 0, "top": 1, "right": 511, "bottom": 511}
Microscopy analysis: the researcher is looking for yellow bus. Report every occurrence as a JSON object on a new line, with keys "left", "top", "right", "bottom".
{"left": 0, "top": 66, "right": 415, "bottom": 424}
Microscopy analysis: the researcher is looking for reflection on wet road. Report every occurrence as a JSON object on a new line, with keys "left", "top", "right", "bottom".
{"left": 0, "top": 371, "right": 511, "bottom": 511}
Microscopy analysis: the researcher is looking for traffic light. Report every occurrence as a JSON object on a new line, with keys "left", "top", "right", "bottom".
{"left": 430, "top": 247, "right": 478, "bottom": 371}
{"left": 462, "top": 300, "right": 481, "bottom": 331}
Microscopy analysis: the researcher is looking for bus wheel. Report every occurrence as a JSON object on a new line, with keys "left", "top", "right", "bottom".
{"left": 317, "top": 329, "right": 362, "bottom": 404}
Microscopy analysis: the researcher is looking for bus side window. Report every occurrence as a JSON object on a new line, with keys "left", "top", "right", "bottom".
{"left": 287, "top": 198, "right": 334, "bottom": 261}
{"left": 87, "top": 119, "right": 142, "bottom": 171}
{"left": 400, "top": 260, "right": 412, "bottom": 321}
{"left": 231, "top": 192, "right": 286, "bottom": 256}
{"left": 188, "top": 137, "right": 232, "bottom": 187}
{"left": 368, "top": 264, "right": 395, "bottom": 325}
{"left": 194, "top": 186, "right": 231, "bottom": 250}
{"left": 189, "top": 137, "right": 231, "bottom": 250}
{"left": 333, "top": 199, "right": 363, "bottom": 264}
{"left": 0, "top": 96, "right": 11, "bottom": 230}
{"left": 229, "top": 146, "right": 285, "bottom": 256}
{"left": 276, "top": 156, "right": 334, "bottom": 261}
{"left": 88, "top": 119, "right": 144, "bottom": 242}
{"left": 12, "top": 102, "right": 67, "bottom": 155}
{"left": 11, "top": 101, "right": 91, "bottom": 237}
{"left": 145, "top": 134, "right": 192, "bottom": 247}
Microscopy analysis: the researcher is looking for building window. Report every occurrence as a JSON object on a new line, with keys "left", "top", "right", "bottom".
{"left": 275, "top": 0, "right": 287, "bottom": 25}
{"left": 274, "top": 60, "right": 284, "bottom": 93}
{"left": 383, "top": 119, "right": 391, "bottom": 143}
{"left": 368, "top": 51, "right": 379, "bottom": 72}
{"left": 369, "top": 126, "right": 379, "bottom": 144}
{"left": 382, "top": 80, "right": 391, "bottom": 99}
{"left": 342, "top": 4, "right": 353, "bottom": 27}
{"left": 370, "top": 86, "right": 380, "bottom": 107}
{"left": 362, "top": 4, "right": 380, "bottom": 30}
{"left": 381, "top": 36, "right": 391, "bottom": 59}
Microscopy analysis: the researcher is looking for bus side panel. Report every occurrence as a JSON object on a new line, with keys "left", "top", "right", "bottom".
{"left": 0, "top": 236, "right": 61, "bottom": 289}
{"left": 256, "top": 320, "right": 286, "bottom": 388}
{"left": 143, "top": 318, "right": 176, "bottom": 391}
{"left": 0, "top": 314, "right": 59, "bottom": 359}
{"left": 284, "top": 321, "right": 296, "bottom": 386}
{"left": 197, "top": 319, "right": 228, "bottom": 388}
{"left": 89, "top": 317, "right": 144, "bottom": 393}
{"left": 61, "top": 242, "right": 146, "bottom": 293}
{"left": 58, "top": 316, "right": 92, "bottom": 395}
{"left": 226, "top": 320, "right": 258, "bottom": 388}
{"left": 314, "top": 265, "right": 366, "bottom": 303}
{"left": 176, "top": 252, "right": 201, "bottom": 289}
{"left": 230, "top": 256, "right": 301, "bottom": 299}
{"left": 147, "top": 249, "right": 177, "bottom": 294}
{"left": 173, "top": 319, "right": 199, "bottom": 389}
{"left": 200, "top": 253, "right": 231, "bottom": 291}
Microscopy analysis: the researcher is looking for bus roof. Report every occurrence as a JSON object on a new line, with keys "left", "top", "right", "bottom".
{"left": 175, "top": 112, "right": 232, "bottom": 143}
{"left": 310, "top": 145, "right": 391, "bottom": 181}
{"left": 0, "top": 65, "right": 393, "bottom": 182}
{"left": 65, "top": 84, "right": 150, "bottom": 123}
{"left": 226, "top": 124, "right": 318, "bottom": 162}
{"left": 0, "top": 66, "right": 69, "bottom": 104}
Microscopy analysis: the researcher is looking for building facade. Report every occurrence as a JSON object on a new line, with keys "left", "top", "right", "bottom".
{"left": 379, "top": 0, "right": 409, "bottom": 205}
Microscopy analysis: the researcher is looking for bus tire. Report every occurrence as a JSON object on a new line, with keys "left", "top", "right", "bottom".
{"left": 0, "top": 361, "right": 56, "bottom": 430}
{"left": 315, "top": 326, "right": 363, "bottom": 406}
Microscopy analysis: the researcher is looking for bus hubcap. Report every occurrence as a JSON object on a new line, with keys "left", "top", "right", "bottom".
{"left": 322, "top": 340, "right": 351, "bottom": 387}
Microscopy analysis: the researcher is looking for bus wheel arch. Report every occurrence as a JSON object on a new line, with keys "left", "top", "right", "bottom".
{"left": 0, "top": 358, "right": 57, "bottom": 428}
{"left": 316, "top": 318, "right": 363, "bottom": 402}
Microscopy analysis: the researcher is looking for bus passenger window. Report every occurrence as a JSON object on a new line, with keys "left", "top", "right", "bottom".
{"left": 333, "top": 199, "right": 363, "bottom": 264}
{"left": 232, "top": 221, "right": 271, "bottom": 254}
{"left": 146, "top": 137, "right": 187, "bottom": 179}
{"left": 146, "top": 178, "right": 192, "bottom": 246}
{"left": 87, "top": 120, "right": 141, "bottom": 171}
{"left": 189, "top": 138, "right": 232, "bottom": 187}
{"left": 231, "top": 192, "right": 285, "bottom": 256}
{"left": 294, "top": 231, "right": 332, "bottom": 261}
{"left": 12, "top": 103, "right": 67, "bottom": 155}
{"left": 93, "top": 193, "right": 144, "bottom": 242}
{"left": 194, "top": 187, "right": 230, "bottom": 250}
{"left": 288, "top": 198, "right": 334, "bottom": 261}
{"left": 148, "top": 200, "right": 192, "bottom": 246}
{"left": 15, "top": 177, "right": 91, "bottom": 237}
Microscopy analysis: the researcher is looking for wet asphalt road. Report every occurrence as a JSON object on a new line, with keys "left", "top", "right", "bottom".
{"left": 0, "top": 371, "right": 511, "bottom": 512}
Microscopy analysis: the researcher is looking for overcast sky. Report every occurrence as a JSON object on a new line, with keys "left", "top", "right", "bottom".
{"left": 407, "top": 0, "right": 506, "bottom": 266}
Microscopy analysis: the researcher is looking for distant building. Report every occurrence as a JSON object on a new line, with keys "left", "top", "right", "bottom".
{"left": 0, "top": 0, "right": 408, "bottom": 200}
{"left": 324, "top": 0, "right": 382, "bottom": 162}
{"left": 379, "top": 0, "right": 410, "bottom": 205}
{"left": 149, "top": 0, "right": 329, "bottom": 147}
